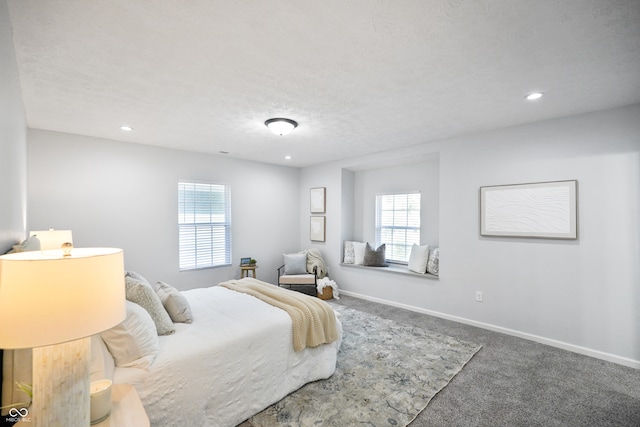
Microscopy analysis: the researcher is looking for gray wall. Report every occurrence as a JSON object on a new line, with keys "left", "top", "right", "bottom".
{"left": 1, "top": 0, "right": 28, "bottom": 411}
{"left": 352, "top": 156, "right": 440, "bottom": 246}
{"left": 27, "top": 130, "right": 301, "bottom": 290}
{"left": 300, "top": 104, "right": 640, "bottom": 367}
{"left": 0, "top": 0, "right": 27, "bottom": 252}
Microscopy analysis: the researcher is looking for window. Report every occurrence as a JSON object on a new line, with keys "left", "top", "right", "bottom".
{"left": 178, "top": 181, "right": 231, "bottom": 270}
{"left": 375, "top": 192, "right": 421, "bottom": 263}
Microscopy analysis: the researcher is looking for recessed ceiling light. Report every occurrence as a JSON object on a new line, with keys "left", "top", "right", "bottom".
{"left": 265, "top": 118, "right": 298, "bottom": 136}
{"left": 284, "top": 155, "right": 292, "bottom": 160}
{"left": 120, "top": 125, "right": 133, "bottom": 131}
{"left": 525, "top": 92, "right": 544, "bottom": 101}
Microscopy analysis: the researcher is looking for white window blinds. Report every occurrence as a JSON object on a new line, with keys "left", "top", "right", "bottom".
{"left": 178, "top": 181, "right": 232, "bottom": 270}
{"left": 375, "top": 192, "right": 421, "bottom": 263}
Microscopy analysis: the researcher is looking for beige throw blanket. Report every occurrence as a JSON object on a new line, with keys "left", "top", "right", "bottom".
{"left": 305, "top": 248, "right": 328, "bottom": 279}
{"left": 219, "top": 278, "right": 338, "bottom": 351}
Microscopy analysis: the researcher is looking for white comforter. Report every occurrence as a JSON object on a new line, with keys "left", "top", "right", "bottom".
{"left": 114, "top": 286, "right": 342, "bottom": 427}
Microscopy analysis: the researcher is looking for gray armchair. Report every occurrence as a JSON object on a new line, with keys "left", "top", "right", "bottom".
{"left": 277, "top": 264, "right": 318, "bottom": 296}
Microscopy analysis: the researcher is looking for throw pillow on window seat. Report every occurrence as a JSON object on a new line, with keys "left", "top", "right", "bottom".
{"left": 353, "top": 241, "right": 367, "bottom": 265}
{"left": 343, "top": 241, "right": 355, "bottom": 264}
{"left": 363, "top": 243, "right": 387, "bottom": 267}
{"left": 408, "top": 244, "right": 430, "bottom": 274}
{"left": 427, "top": 248, "right": 439, "bottom": 276}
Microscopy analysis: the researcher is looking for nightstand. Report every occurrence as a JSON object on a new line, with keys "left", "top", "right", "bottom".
{"left": 94, "top": 384, "right": 149, "bottom": 427}
{"left": 240, "top": 265, "right": 257, "bottom": 278}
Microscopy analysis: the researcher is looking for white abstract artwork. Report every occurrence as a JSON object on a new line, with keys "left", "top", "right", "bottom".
{"left": 310, "top": 216, "right": 326, "bottom": 241}
{"left": 480, "top": 180, "right": 577, "bottom": 239}
{"left": 310, "top": 187, "right": 326, "bottom": 213}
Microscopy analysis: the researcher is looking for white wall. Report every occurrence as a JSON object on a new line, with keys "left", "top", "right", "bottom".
{"left": 0, "top": 0, "right": 27, "bottom": 252}
{"left": 27, "top": 130, "right": 301, "bottom": 290}
{"left": 300, "top": 104, "right": 640, "bottom": 367}
{"left": 352, "top": 156, "right": 439, "bottom": 246}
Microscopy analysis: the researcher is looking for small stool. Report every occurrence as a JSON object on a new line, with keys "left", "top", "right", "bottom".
{"left": 240, "top": 265, "right": 257, "bottom": 278}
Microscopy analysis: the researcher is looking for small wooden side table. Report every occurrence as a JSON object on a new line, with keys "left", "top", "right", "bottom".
{"left": 240, "top": 265, "right": 257, "bottom": 278}
{"left": 94, "top": 383, "right": 149, "bottom": 427}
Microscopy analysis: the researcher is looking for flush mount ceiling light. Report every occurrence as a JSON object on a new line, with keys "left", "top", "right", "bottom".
{"left": 265, "top": 118, "right": 298, "bottom": 136}
{"left": 525, "top": 92, "right": 544, "bottom": 101}
{"left": 120, "top": 125, "right": 133, "bottom": 131}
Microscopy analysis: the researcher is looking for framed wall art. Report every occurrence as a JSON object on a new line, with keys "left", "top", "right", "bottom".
{"left": 480, "top": 180, "right": 578, "bottom": 239}
{"left": 310, "top": 216, "right": 326, "bottom": 242}
{"left": 310, "top": 187, "right": 326, "bottom": 213}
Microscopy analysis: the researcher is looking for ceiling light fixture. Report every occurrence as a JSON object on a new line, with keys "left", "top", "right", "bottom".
{"left": 120, "top": 125, "right": 133, "bottom": 131}
{"left": 284, "top": 155, "right": 292, "bottom": 160}
{"left": 265, "top": 118, "right": 298, "bottom": 136}
{"left": 525, "top": 92, "right": 544, "bottom": 101}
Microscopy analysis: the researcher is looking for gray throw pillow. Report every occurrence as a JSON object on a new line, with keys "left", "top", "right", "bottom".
{"left": 283, "top": 253, "right": 307, "bottom": 275}
{"left": 363, "top": 243, "right": 387, "bottom": 267}
{"left": 125, "top": 271, "right": 175, "bottom": 335}
{"left": 155, "top": 281, "right": 193, "bottom": 324}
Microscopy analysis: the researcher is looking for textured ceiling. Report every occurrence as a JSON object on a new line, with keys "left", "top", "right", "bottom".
{"left": 6, "top": 0, "right": 640, "bottom": 167}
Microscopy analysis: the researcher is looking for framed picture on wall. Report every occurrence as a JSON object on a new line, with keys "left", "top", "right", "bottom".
{"left": 310, "top": 216, "right": 326, "bottom": 241}
{"left": 480, "top": 180, "right": 578, "bottom": 239}
{"left": 310, "top": 187, "right": 326, "bottom": 213}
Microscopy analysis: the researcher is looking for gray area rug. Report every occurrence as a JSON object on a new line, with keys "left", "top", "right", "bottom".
{"left": 247, "top": 304, "right": 481, "bottom": 427}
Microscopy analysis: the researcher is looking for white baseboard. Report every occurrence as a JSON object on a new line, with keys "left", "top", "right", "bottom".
{"left": 340, "top": 289, "right": 640, "bottom": 369}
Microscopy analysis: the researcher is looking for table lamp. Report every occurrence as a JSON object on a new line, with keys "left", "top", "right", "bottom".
{"left": 29, "top": 229, "right": 73, "bottom": 251}
{"left": 0, "top": 246, "right": 125, "bottom": 427}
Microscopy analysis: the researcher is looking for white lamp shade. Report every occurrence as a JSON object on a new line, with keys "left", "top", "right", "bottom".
{"left": 0, "top": 247, "right": 126, "bottom": 349}
{"left": 29, "top": 229, "right": 73, "bottom": 250}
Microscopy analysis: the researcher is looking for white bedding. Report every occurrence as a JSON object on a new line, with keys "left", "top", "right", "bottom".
{"left": 114, "top": 286, "right": 342, "bottom": 427}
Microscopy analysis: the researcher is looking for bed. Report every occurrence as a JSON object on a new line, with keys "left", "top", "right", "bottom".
{"left": 2, "top": 278, "right": 342, "bottom": 427}
{"left": 107, "top": 281, "right": 343, "bottom": 427}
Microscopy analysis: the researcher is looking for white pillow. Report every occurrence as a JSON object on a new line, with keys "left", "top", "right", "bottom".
{"left": 101, "top": 301, "right": 160, "bottom": 370}
{"left": 408, "top": 244, "right": 430, "bottom": 274}
{"left": 353, "top": 242, "right": 366, "bottom": 265}
{"left": 90, "top": 335, "right": 115, "bottom": 382}
{"left": 343, "top": 241, "right": 355, "bottom": 264}
{"left": 155, "top": 281, "right": 193, "bottom": 323}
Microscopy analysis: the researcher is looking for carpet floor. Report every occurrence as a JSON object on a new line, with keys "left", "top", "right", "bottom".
{"left": 241, "top": 295, "right": 640, "bottom": 426}
{"left": 248, "top": 303, "right": 480, "bottom": 426}
{"left": 333, "top": 295, "right": 640, "bottom": 427}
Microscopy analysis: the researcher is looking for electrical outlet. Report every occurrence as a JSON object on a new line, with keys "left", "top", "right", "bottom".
{"left": 475, "top": 291, "right": 483, "bottom": 302}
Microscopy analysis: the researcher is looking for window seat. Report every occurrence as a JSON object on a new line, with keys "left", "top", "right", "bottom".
{"left": 340, "top": 263, "right": 439, "bottom": 279}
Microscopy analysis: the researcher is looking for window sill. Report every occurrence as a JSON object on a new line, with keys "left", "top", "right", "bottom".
{"left": 340, "top": 263, "right": 439, "bottom": 279}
